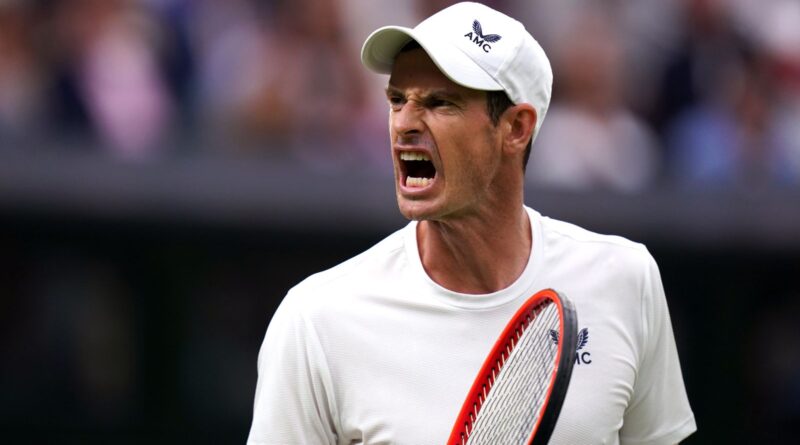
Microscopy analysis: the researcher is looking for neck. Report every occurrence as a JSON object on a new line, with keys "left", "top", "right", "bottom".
{"left": 417, "top": 203, "right": 531, "bottom": 294}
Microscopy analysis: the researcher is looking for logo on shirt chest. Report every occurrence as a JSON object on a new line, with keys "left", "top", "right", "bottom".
{"left": 550, "top": 327, "right": 592, "bottom": 365}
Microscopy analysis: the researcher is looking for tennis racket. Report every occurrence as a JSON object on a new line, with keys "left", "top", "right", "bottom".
{"left": 447, "top": 288, "right": 578, "bottom": 445}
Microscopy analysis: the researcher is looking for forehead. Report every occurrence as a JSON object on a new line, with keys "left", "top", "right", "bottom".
{"left": 388, "top": 48, "right": 484, "bottom": 99}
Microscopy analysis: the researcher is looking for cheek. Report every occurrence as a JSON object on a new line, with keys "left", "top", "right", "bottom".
{"left": 427, "top": 112, "right": 496, "bottom": 183}
{"left": 455, "top": 126, "right": 495, "bottom": 167}
{"left": 443, "top": 138, "right": 486, "bottom": 190}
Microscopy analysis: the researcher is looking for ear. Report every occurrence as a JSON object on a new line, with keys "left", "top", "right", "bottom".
{"left": 501, "top": 104, "right": 537, "bottom": 156}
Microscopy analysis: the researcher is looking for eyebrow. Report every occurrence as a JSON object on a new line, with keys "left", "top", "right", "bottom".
{"left": 385, "top": 85, "right": 465, "bottom": 102}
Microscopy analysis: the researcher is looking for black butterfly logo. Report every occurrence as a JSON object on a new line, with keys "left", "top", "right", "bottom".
{"left": 549, "top": 328, "right": 589, "bottom": 351}
{"left": 472, "top": 20, "right": 502, "bottom": 43}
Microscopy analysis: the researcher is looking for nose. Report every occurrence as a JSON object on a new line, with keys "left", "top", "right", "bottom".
{"left": 391, "top": 101, "right": 424, "bottom": 139}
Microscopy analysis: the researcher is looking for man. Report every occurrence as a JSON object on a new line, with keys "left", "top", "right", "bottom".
{"left": 248, "top": 3, "right": 696, "bottom": 444}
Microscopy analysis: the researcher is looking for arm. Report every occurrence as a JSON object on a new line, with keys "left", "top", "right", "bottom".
{"left": 247, "top": 292, "right": 339, "bottom": 445}
{"left": 619, "top": 253, "right": 696, "bottom": 445}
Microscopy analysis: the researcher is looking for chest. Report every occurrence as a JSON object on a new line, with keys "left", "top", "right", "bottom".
{"left": 322, "top": 295, "right": 640, "bottom": 445}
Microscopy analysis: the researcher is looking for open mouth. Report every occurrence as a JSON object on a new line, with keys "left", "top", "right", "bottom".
{"left": 400, "top": 152, "right": 437, "bottom": 188}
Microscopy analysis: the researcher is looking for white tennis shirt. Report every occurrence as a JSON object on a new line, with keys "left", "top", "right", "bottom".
{"left": 248, "top": 207, "right": 697, "bottom": 444}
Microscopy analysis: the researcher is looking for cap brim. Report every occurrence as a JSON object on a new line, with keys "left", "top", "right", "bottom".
{"left": 361, "top": 26, "right": 503, "bottom": 92}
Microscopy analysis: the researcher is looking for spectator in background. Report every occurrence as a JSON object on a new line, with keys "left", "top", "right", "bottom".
{"left": 195, "top": 0, "right": 378, "bottom": 168}
{"left": 652, "top": 0, "right": 745, "bottom": 134}
{"left": 0, "top": 1, "right": 48, "bottom": 147}
{"left": 527, "top": 10, "right": 659, "bottom": 192}
{"left": 190, "top": 0, "right": 277, "bottom": 149}
{"left": 510, "top": 0, "right": 684, "bottom": 121}
{"left": 666, "top": 52, "right": 797, "bottom": 187}
{"left": 729, "top": 0, "right": 800, "bottom": 185}
{"left": 48, "top": 0, "right": 176, "bottom": 159}
{"left": 663, "top": 0, "right": 800, "bottom": 188}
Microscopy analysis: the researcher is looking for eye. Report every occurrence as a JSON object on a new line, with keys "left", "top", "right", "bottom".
{"left": 426, "top": 97, "right": 454, "bottom": 108}
{"left": 387, "top": 94, "right": 405, "bottom": 110}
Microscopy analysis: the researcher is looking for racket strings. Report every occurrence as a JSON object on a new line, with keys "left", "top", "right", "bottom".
{"left": 460, "top": 307, "right": 546, "bottom": 444}
{"left": 480, "top": 305, "right": 544, "bottom": 404}
{"left": 462, "top": 312, "right": 538, "bottom": 444}
{"left": 465, "top": 303, "right": 560, "bottom": 444}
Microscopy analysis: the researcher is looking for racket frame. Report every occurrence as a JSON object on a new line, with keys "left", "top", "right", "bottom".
{"left": 447, "top": 288, "right": 578, "bottom": 445}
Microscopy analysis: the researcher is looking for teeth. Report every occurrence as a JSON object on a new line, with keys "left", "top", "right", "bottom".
{"left": 406, "top": 177, "right": 432, "bottom": 187}
{"left": 400, "top": 152, "right": 431, "bottom": 161}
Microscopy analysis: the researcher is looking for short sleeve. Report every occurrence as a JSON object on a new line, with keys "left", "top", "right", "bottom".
{"left": 619, "top": 253, "right": 697, "bottom": 444}
{"left": 247, "top": 291, "right": 339, "bottom": 445}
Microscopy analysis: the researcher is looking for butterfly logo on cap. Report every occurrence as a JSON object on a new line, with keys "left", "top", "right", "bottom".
{"left": 464, "top": 20, "right": 502, "bottom": 53}
{"left": 472, "top": 20, "right": 502, "bottom": 43}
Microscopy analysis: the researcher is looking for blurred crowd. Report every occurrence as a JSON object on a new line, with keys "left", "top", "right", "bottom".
{"left": 1, "top": 0, "right": 800, "bottom": 189}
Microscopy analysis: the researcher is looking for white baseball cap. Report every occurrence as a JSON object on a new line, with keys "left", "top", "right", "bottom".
{"left": 361, "top": 1, "right": 553, "bottom": 136}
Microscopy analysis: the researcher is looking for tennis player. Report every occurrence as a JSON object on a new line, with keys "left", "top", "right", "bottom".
{"left": 248, "top": 2, "right": 696, "bottom": 444}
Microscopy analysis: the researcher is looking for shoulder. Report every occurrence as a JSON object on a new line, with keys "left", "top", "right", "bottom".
{"left": 265, "top": 225, "right": 412, "bottom": 351}
{"left": 539, "top": 214, "right": 650, "bottom": 258}
{"left": 282, "top": 224, "right": 410, "bottom": 310}
{"left": 534, "top": 212, "right": 657, "bottom": 293}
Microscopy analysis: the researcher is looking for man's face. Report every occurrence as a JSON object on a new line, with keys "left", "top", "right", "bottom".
{"left": 386, "top": 48, "right": 503, "bottom": 221}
